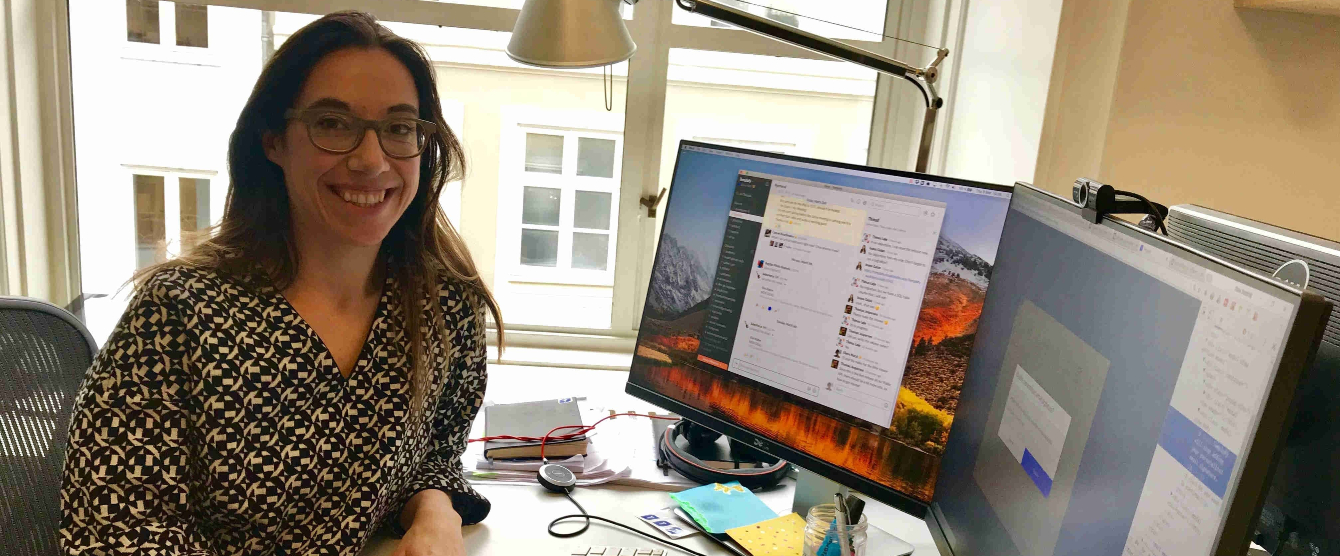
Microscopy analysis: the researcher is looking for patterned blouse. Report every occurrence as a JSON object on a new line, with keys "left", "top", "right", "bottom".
{"left": 59, "top": 265, "right": 490, "bottom": 556}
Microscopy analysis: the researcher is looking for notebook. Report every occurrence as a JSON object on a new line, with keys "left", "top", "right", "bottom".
{"left": 483, "top": 398, "right": 588, "bottom": 460}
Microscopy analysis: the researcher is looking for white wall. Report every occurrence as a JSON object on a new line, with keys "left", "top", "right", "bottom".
{"left": 940, "top": 0, "right": 1064, "bottom": 186}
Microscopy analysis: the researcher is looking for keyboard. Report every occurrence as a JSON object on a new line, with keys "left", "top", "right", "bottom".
{"left": 569, "top": 547, "right": 667, "bottom": 556}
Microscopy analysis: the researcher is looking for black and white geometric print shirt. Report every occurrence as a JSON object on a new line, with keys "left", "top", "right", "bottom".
{"left": 59, "top": 264, "right": 490, "bottom": 556}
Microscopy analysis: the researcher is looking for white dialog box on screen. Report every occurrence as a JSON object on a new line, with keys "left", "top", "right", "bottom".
{"left": 998, "top": 365, "right": 1072, "bottom": 497}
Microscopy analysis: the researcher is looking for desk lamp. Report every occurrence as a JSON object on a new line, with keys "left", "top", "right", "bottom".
{"left": 506, "top": 0, "right": 948, "bottom": 172}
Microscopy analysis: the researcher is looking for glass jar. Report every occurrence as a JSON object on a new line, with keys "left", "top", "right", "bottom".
{"left": 803, "top": 503, "right": 869, "bottom": 556}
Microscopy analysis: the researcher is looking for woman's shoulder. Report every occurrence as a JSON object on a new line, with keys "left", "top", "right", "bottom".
{"left": 434, "top": 273, "right": 485, "bottom": 323}
{"left": 134, "top": 264, "right": 252, "bottom": 307}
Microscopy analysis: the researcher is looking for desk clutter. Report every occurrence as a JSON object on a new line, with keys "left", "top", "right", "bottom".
{"left": 473, "top": 397, "right": 877, "bottom": 556}
{"left": 466, "top": 398, "right": 697, "bottom": 491}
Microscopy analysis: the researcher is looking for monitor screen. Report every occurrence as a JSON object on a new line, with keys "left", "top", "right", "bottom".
{"left": 929, "top": 184, "right": 1325, "bottom": 556}
{"left": 627, "top": 140, "right": 1012, "bottom": 512}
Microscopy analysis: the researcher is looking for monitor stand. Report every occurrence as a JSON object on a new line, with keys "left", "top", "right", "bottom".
{"left": 792, "top": 468, "right": 916, "bottom": 556}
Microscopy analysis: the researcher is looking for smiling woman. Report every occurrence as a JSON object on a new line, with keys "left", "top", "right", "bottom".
{"left": 59, "top": 11, "right": 499, "bottom": 556}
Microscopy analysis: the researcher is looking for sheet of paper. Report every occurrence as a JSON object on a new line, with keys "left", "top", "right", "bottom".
{"left": 997, "top": 364, "right": 1072, "bottom": 497}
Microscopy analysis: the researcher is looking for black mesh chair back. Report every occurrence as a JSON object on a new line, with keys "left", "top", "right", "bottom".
{"left": 0, "top": 297, "right": 98, "bottom": 556}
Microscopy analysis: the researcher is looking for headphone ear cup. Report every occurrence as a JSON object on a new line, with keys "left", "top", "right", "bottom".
{"left": 682, "top": 421, "right": 722, "bottom": 448}
{"left": 661, "top": 420, "right": 789, "bottom": 490}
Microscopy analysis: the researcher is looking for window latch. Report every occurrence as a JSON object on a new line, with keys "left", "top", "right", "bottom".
{"left": 640, "top": 188, "right": 667, "bottom": 218}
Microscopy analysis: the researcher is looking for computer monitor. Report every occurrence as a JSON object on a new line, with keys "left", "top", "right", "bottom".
{"left": 927, "top": 183, "right": 1331, "bottom": 556}
{"left": 1165, "top": 204, "right": 1340, "bottom": 555}
{"left": 625, "top": 140, "right": 1012, "bottom": 515}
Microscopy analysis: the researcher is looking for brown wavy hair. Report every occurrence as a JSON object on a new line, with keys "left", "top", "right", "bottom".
{"left": 133, "top": 11, "right": 502, "bottom": 407}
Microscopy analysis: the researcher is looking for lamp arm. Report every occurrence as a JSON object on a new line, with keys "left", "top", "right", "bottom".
{"left": 672, "top": 0, "right": 946, "bottom": 171}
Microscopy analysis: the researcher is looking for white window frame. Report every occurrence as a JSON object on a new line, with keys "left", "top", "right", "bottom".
{"left": 121, "top": 1, "right": 220, "bottom": 67}
{"left": 34, "top": 0, "right": 976, "bottom": 350}
{"left": 125, "top": 166, "right": 218, "bottom": 264}
{"left": 498, "top": 107, "right": 623, "bottom": 288}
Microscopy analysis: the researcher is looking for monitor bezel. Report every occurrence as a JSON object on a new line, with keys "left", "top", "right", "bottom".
{"left": 924, "top": 182, "right": 1331, "bottom": 556}
{"left": 625, "top": 139, "right": 1013, "bottom": 518}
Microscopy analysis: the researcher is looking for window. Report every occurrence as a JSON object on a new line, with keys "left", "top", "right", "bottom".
{"left": 133, "top": 175, "right": 167, "bottom": 269}
{"left": 124, "top": 1, "right": 209, "bottom": 49}
{"left": 130, "top": 172, "right": 213, "bottom": 270}
{"left": 175, "top": 3, "right": 209, "bottom": 48}
{"left": 179, "top": 177, "right": 211, "bottom": 251}
{"left": 126, "top": 0, "right": 160, "bottom": 44}
{"left": 507, "top": 126, "right": 621, "bottom": 281}
{"left": 70, "top": 0, "right": 965, "bottom": 349}
{"left": 672, "top": 0, "right": 888, "bottom": 41}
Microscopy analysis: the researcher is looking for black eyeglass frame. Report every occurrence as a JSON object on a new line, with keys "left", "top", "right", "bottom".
{"left": 283, "top": 108, "right": 439, "bottom": 159}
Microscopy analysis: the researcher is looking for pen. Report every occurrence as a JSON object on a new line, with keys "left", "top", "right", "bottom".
{"left": 834, "top": 493, "right": 852, "bottom": 556}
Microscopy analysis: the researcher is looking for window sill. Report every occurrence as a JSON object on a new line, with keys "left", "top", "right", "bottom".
{"left": 121, "top": 43, "right": 219, "bottom": 67}
{"left": 505, "top": 268, "right": 615, "bottom": 288}
{"left": 487, "top": 345, "right": 633, "bottom": 371}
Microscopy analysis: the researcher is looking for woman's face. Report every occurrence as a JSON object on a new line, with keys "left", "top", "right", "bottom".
{"left": 266, "top": 47, "right": 422, "bottom": 249}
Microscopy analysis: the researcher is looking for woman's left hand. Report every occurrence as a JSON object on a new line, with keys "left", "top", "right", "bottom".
{"left": 393, "top": 520, "right": 465, "bottom": 556}
{"left": 393, "top": 490, "right": 466, "bottom": 556}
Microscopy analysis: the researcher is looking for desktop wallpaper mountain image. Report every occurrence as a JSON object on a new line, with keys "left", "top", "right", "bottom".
{"left": 632, "top": 231, "right": 994, "bottom": 502}
{"left": 645, "top": 234, "right": 713, "bottom": 320}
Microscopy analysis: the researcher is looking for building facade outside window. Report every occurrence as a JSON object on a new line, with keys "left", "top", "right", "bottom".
{"left": 125, "top": 1, "right": 209, "bottom": 48}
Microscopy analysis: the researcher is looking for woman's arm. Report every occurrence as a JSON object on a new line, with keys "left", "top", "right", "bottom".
{"left": 59, "top": 272, "right": 217, "bottom": 556}
{"left": 393, "top": 285, "right": 491, "bottom": 531}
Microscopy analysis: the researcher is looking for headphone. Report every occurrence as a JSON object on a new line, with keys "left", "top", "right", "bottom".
{"left": 657, "top": 419, "right": 790, "bottom": 490}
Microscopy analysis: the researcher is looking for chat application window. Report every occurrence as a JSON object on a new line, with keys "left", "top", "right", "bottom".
{"left": 698, "top": 170, "right": 946, "bottom": 426}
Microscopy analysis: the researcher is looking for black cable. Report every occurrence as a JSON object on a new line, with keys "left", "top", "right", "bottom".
{"left": 1118, "top": 190, "right": 1168, "bottom": 235}
{"left": 900, "top": 73, "right": 931, "bottom": 108}
{"left": 547, "top": 491, "right": 711, "bottom": 556}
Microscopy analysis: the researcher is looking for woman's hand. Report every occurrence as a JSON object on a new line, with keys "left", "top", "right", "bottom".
{"left": 393, "top": 490, "right": 466, "bottom": 556}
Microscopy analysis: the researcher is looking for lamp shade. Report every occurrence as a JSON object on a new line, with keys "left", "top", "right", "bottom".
{"left": 507, "top": 0, "right": 636, "bottom": 68}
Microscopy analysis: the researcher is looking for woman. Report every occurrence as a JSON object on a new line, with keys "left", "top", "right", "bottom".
{"left": 59, "top": 12, "right": 500, "bottom": 556}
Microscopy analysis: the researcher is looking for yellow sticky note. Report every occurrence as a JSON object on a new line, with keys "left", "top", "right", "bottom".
{"left": 726, "top": 512, "right": 806, "bottom": 556}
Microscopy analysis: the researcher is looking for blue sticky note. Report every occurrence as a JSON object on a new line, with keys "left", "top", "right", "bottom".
{"left": 669, "top": 482, "right": 778, "bottom": 533}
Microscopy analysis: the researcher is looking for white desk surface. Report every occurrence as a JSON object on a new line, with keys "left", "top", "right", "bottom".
{"left": 360, "top": 364, "right": 939, "bottom": 556}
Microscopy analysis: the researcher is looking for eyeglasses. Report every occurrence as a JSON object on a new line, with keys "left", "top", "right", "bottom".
{"left": 284, "top": 108, "right": 438, "bottom": 159}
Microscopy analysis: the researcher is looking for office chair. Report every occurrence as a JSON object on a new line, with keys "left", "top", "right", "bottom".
{"left": 0, "top": 297, "right": 98, "bottom": 556}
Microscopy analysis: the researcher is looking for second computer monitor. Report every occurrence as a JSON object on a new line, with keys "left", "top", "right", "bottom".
{"left": 626, "top": 140, "right": 1012, "bottom": 514}
{"left": 927, "top": 183, "right": 1330, "bottom": 556}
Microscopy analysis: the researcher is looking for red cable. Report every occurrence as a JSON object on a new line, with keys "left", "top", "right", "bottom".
{"left": 469, "top": 412, "right": 680, "bottom": 462}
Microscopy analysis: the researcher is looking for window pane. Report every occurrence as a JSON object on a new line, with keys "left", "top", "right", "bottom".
{"left": 572, "top": 233, "right": 609, "bottom": 271}
{"left": 126, "top": 0, "right": 159, "bottom": 44}
{"left": 133, "top": 175, "right": 166, "bottom": 269}
{"left": 522, "top": 186, "right": 561, "bottom": 226}
{"left": 525, "top": 133, "right": 564, "bottom": 174}
{"left": 671, "top": 0, "right": 888, "bottom": 41}
{"left": 520, "top": 229, "right": 559, "bottom": 267}
{"left": 574, "top": 191, "right": 611, "bottom": 230}
{"left": 179, "top": 178, "right": 210, "bottom": 251}
{"left": 576, "top": 137, "right": 616, "bottom": 178}
{"left": 175, "top": 3, "right": 209, "bottom": 48}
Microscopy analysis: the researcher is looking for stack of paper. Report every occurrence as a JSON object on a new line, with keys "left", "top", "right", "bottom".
{"left": 465, "top": 400, "right": 698, "bottom": 491}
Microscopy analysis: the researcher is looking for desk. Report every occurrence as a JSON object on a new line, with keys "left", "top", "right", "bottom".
{"left": 360, "top": 364, "right": 939, "bottom": 555}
